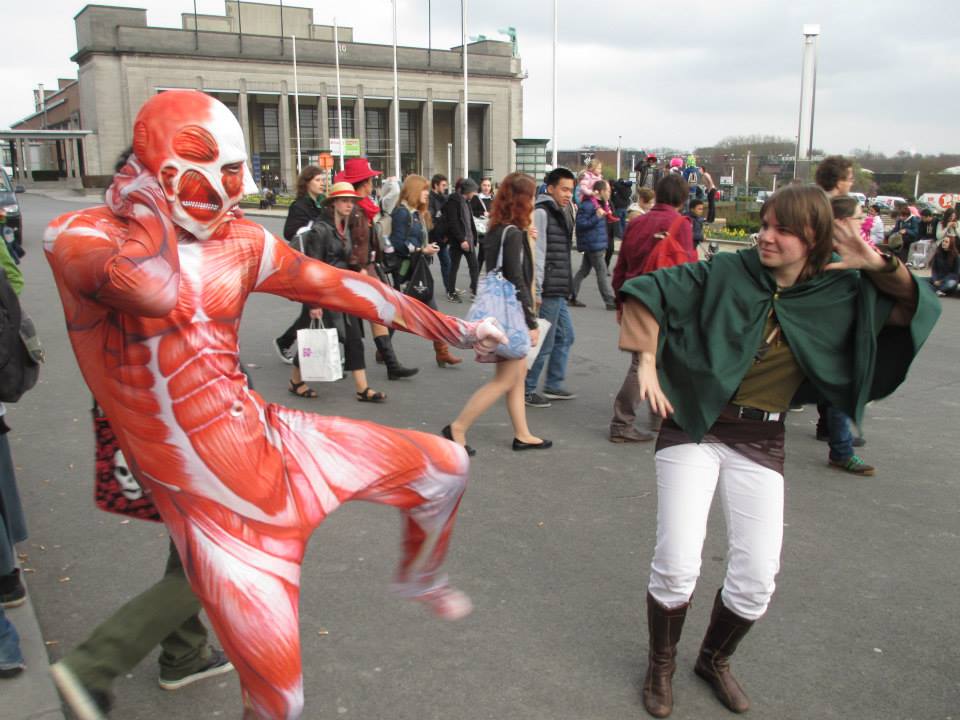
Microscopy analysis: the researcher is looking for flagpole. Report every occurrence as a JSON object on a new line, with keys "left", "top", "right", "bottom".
{"left": 334, "top": 18, "right": 345, "bottom": 171}
{"left": 552, "top": 0, "right": 558, "bottom": 168}
{"left": 462, "top": 0, "right": 469, "bottom": 180}
{"left": 292, "top": 34, "right": 302, "bottom": 175}
{"left": 392, "top": 0, "right": 401, "bottom": 177}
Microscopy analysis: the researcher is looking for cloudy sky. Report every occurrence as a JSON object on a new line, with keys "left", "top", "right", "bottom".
{"left": 7, "top": 0, "right": 960, "bottom": 155}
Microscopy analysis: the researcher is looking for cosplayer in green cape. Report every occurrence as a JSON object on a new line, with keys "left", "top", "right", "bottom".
{"left": 619, "top": 244, "right": 940, "bottom": 443}
{"left": 618, "top": 183, "right": 940, "bottom": 720}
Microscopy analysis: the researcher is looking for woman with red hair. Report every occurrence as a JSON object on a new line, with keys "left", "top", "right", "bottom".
{"left": 442, "top": 173, "right": 552, "bottom": 453}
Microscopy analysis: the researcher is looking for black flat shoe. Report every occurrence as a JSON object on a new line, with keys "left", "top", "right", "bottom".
{"left": 512, "top": 438, "right": 553, "bottom": 451}
{"left": 441, "top": 425, "right": 476, "bottom": 457}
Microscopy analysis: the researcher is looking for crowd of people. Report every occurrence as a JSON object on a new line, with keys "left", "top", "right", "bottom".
{"left": 1, "top": 88, "right": 944, "bottom": 720}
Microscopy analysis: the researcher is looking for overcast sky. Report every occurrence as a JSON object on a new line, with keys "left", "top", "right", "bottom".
{"left": 7, "top": 0, "right": 960, "bottom": 156}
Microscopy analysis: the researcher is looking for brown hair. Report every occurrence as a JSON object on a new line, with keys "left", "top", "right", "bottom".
{"left": 636, "top": 187, "right": 655, "bottom": 204}
{"left": 399, "top": 174, "right": 432, "bottom": 230}
{"left": 761, "top": 185, "right": 834, "bottom": 282}
{"left": 814, "top": 155, "right": 853, "bottom": 193}
{"left": 295, "top": 165, "right": 324, "bottom": 197}
{"left": 830, "top": 195, "right": 859, "bottom": 221}
{"left": 489, "top": 172, "right": 536, "bottom": 230}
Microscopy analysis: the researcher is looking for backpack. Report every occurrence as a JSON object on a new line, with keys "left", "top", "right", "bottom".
{"left": 373, "top": 210, "right": 402, "bottom": 273}
{"left": 0, "top": 274, "right": 43, "bottom": 403}
{"left": 610, "top": 180, "right": 632, "bottom": 210}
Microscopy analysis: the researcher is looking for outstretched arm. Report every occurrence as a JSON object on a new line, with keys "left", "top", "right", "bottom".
{"left": 254, "top": 229, "right": 503, "bottom": 351}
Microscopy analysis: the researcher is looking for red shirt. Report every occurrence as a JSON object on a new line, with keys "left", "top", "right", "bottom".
{"left": 612, "top": 204, "right": 694, "bottom": 295}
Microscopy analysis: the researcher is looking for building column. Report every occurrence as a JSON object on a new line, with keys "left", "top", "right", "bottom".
{"left": 319, "top": 82, "right": 329, "bottom": 151}
{"left": 355, "top": 84, "right": 366, "bottom": 156}
{"left": 481, "top": 105, "right": 493, "bottom": 179}
{"left": 64, "top": 138, "right": 75, "bottom": 182}
{"left": 422, "top": 90, "right": 434, "bottom": 179}
{"left": 238, "top": 81, "right": 252, "bottom": 158}
{"left": 454, "top": 90, "right": 465, "bottom": 180}
{"left": 278, "top": 81, "right": 292, "bottom": 191}
{"left": 386, "top": 98, "right": 397, "bottom": 177}
{"left": 18, "top": 139, "right": 29, "bottom": 184}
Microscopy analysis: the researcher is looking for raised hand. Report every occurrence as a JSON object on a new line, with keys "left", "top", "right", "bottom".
{"left": 824, "top": 219, "right": 887, "bottom": 273}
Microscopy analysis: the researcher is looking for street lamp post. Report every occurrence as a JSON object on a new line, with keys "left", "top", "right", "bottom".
{"left": 794, "top": 24, "right": 821, "bottom": 179}
{"left": 616, "top": 135, "right": 622, "bottom": 180}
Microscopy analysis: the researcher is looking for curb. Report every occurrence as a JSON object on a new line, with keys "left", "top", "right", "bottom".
{"left": 2, "top": 570, "right": 65, "bottom": 719}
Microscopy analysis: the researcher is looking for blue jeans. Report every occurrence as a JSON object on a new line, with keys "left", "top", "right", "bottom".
{"left": 826, "top": 405, "right": 854, "bottom": 462}
{"left": 526, "top": 296, "right": 575, "bottom": 395}
{"left": 0, "top": 606, "right": 23, "bottom": 671}
{"left": 438, "top": 245, "right": 453, "bottom": 294}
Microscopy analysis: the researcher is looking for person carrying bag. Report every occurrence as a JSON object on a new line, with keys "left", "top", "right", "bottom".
{"left": 441, "top": 172, "right": 552, "bottom": 455}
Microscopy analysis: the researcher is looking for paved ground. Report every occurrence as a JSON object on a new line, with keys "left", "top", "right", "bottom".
{"left": 4, "top": 192, "right": 959, "bottom": 720}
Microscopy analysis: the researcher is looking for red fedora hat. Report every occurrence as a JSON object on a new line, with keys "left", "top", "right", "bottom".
{"left": 335, "top": 157, "right": 382, "bottom": 185}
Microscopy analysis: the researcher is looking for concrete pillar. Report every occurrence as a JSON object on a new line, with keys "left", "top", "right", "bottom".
{"left": 319, "top": 82, "right": 329, "bottom": 151}
{"left": 454, "top": 90, "right": 465, "bottom": 180}
{"left": 238, "top": 81, "right": 252, "bottom": 158}
{"left": 64, "top": 139, "right": 75, "bottom": 181}
{"left": 278, "top": 81, "right": 292, "bottom": 191}
{"left": 355, "top": 84, "right": 366, "bottom": 155}
{"left": 422, "top": 90, "right": 434, "bottom": 179}
{"left": 18, "top": 139, "right": 29, "bottom": 184}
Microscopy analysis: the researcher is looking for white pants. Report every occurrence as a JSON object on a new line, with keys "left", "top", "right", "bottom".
{"left": 648, "top": 443, "right": 784, "bottom": 621}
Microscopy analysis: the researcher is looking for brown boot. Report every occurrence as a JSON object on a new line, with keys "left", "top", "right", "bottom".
{"left": 433, "top": 341, "right": 462, "bottom": 367}
{"left": 642, "top": 593, "right": 689, "bottom": 718}
{"left": 694, "top": 589, "right": 754, "bottom": 713}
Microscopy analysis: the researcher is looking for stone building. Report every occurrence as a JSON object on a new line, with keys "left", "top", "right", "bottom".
{"left": 61, "top": 1, "right": 524, "bottom": 190}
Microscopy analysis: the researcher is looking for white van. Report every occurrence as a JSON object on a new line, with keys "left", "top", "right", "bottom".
{"left": 850, "top": 192, "right": 867, "bottom": 205}
{"left": 872, "top": 195, "right": 907, "bottom": 211}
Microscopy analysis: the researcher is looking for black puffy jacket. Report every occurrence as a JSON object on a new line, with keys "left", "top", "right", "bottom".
{"left": 534, "top": 194, "right": 573, "bottom": 298}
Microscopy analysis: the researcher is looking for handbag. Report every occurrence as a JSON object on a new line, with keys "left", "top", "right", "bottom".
{"left": 297, "top": 318, "right": 343, "bottom": 382}
{"left": 403, "top": 253, "right": 434, "bottom": 305}
{"left": 93, "top": 402, "right": 162, "bottom": 522}
{"left": 473, "top": 215, "right": 489, "bottom": 235}
{"left": 465, "top": 225, "right": 531, "bottom": 360}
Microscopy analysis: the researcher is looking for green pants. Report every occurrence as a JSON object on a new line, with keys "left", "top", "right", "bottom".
{"left": 63, "top": 539, "right": 209, "bottom": 693}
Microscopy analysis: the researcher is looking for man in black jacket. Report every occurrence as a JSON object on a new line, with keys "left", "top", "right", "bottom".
{"left": 443, "top": 178, "right": 480, "bottom": 302}
{"left": 525, "top": 167, "right": 577, "bottom": 408}
{"left": 428, "top": 175, "right": 453, "bottom": 297}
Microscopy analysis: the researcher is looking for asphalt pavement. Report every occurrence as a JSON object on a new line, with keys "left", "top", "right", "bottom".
{"left": 3, "top": 191, "right": 959, "bottom": 720}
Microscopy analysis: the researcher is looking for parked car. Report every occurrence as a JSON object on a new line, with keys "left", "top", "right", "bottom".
{"left": 0, "top": 167, "right": 24, "bottom": 249}
{"left": 850, "top": 192, "right": 867, "bottom": 205}
{"left": 872, "top": 195, "right": 908, "bottom": 211}
{"left": 755, "top": 190, "right": 773, "bottom": 203}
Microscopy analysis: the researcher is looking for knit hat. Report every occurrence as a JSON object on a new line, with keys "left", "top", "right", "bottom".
{"left": 460, "top": 178, "right": 479, "bottom": 194}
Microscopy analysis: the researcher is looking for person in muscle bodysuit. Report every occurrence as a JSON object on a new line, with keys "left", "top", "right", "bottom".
{"left": 43, "top": 90, "right": 505, "bottom": 720}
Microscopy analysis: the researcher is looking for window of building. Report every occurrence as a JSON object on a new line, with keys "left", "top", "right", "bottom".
{"left": 298, "top": 106, "right": 318, "bottom": 147}
{"left": 261, "top": 106, "right": 279, "bottom": 153}
{"left": 399, "top": 109, "right": 418, "bottom": 176}
{"left": 365, "top": 109, "right": 387, "bottom": 155}
{"left": 328, "top": 105, "right": 354, "bottom": 140}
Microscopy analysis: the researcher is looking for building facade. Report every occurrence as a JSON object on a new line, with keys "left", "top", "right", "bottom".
{"left": 66, "top": 1, "right": 524, "bottom": 190}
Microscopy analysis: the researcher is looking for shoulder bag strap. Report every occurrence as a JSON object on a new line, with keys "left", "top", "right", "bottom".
{"left": 495, "top": 225, "right": 516, "bottom": 270}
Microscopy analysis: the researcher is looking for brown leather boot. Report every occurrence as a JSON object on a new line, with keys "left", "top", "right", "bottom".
{"left": 642, "top": 593, "right": 689, "bottom": 718}
{"left": 433, "top": 341, "right": 462, "bottom": 367}
{"left": 694, "top": 589, "right": 754, "bottom": 713}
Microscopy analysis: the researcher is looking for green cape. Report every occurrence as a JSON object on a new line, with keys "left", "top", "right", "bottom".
{"left": 619, "top": 247, "right": 941, "bottom": 443}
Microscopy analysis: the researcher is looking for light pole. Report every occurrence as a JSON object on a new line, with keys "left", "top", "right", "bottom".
{"left": 794, "top": 24, "right": 820, "bottom": 179}
{"left": 616, "top": 135, "right": 622, "bottom": 180}
{"left": 551, "top": 0, "right": 558, "bottom": 168}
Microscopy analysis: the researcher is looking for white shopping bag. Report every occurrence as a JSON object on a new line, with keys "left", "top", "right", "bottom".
{"left": 526, "top": 317, "right": 552, "bottom": 369}
{"left": 297, "top": 319, "right": 343, "bottom": 382}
